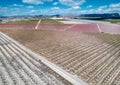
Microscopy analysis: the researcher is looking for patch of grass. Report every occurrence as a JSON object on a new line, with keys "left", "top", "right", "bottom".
{"left": 55, "top": 19, "right": 69, "bottom": 21}
{"left": 98, "top": 19, "right": 120, "bottom": 23}
{"left": 41, "top": 19, "right": 62, "bottom": 24}
{"left": 7, "top": 19, "right": 39, "bottom": 24}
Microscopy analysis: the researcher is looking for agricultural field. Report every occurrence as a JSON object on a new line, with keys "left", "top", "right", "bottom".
{"left": 0, "top": 23, "right": 99, "bottom": 33}
{"left": 0, "top": 32, "right": 72, "bottom": 85}
{"left": 0, "top": 18, "right": 66, "bottom": 30}
{"left": 98, "top": 23, "right": 120, "bottom": 34}
{"left": 1, "top": 29, "right": 120, "bottom": 85}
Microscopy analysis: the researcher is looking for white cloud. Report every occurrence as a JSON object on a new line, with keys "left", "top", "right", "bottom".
{"left": 31, "top": 10, "right": 36, "bottom": 12}
{"left": 53, "top": 2, "right": 58, "bottom": 5}
{"left": 0, "top": 7, "right": 20, "bottom": 16}
{"left": 109, "top": 3, "right": 120, "bottom": 8}
{"left": 59, "top": 0, "right": 85, "bottom": 7}
{"left": 41, "top": 7, "right": 86, "bottom": 15}
{"left": 46, "top": 3, "right": 120, "bottom": 15}
{"left": 42, "top": 0, "right": 53, "bottom": 2}
{"left": 87, "top": 5, "right": 92, "bottom": 8}
{"left": 86, "top": 3, "right": 120, "bottom": 14}
{"left": 13, "top": 4, "right": 24, "bottom": 7}
{"left": 97, "top": 5, "right": 107, "bottom": 12}
{"left": 101, "top": 3, "right": 120, "bottom": 13}
{"left": 22, "top": 0, "right": 53, "bottom": 5}
{"left": 27, "top": 6, "right": 34, "bottom": 8}
{"left": 72, "top": 6, "right": 80, "bottom": 9}
{"left": 98, "top": 5, "right": 107, "bottom": 9}
{"left": 1, "top": 2, "right": 120, "bottom": 16}
{"left": 22, "top": 0, "right": 43, "bottom": 4}
{"left": 108, "top": 3, "right": 120, "bottom": 13}
{"left": 51, "top": 7, "right": 60, "bottom": 10}
{"left": 89, "top": 9, "right": 94, "bottom": 12}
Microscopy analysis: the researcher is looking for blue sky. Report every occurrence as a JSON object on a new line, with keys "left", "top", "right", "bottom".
{"left": 0, "top": 0, "right": 120, "bottom": 16}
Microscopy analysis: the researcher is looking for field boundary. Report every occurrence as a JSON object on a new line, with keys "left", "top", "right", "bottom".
{"left": 0, "top": 32, "right": 88, "bottom": 85}
{"left": 35, "top": 19, "right": 41, "bottom": 29}
{"left": 97, "top": 24, "right": 102, "bottom": 33}
{"left": 63, "top": 24, "right": 76, "bottom": 31}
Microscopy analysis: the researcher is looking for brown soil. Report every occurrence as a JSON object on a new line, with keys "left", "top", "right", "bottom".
{"left": 1, "top": 29, "right": 120, "bottom": 85}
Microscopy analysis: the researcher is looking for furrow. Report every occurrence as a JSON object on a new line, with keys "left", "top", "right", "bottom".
{"left": 67, "top": 43, "right": 112, "bottom": 73}
{"left": 99, "top": 52, "right": 120, "bottom": 84}
{"left": 101, "top": 53, "right": 120, "bottom": 85}
{"left": 0, "top": 35, "right": 34, "bottom": 85}
{"left": 0, "top": 46, "right": 25, "bottom": 85}
{"left": 0, "top": 46, "right": 15, "bottom": 85}
{"left": 0, "top": 45, "right": 35, "bottom": 85}
{"left": 86, "top": 45, "right": 120, "bottom": 83}
{"left": 77, "top": 42, "right": 120, "bottom": 74}
{"left": 0, "top": 76, "right": 4, "bottom": 85}
{"left": 90, "top": 52, "right": 120, "bottom": 85}
{"left": 53, "top": 43, "right": 98, "bottom": 64}
{"left": 61, "top": 43, "right": 108, "bottom": 69}
{"left": 0, "top": 37, "right": 35, "bottom": 85}
{"left": 39, "top": 39, "right": 98, "bottom": 60}
{"left": 111, "top": 70, "right": 120, "bottom": 84}
{"left": 8, "top": 43, "right": 63, "bottom": 85}
{"left": 0, "top": 35, "right": 27, "bottom": 85}
{"left": 0, "top": 31, "right": 72, "bottom": 85}
{"left": 3, "top": 34, "right": 68, "bottom": 85}
{"left": 2, "top": 44, "right": 44, "bottom": 85}
{"left": 80, "top": 45, "right": 120, "bottom": 82}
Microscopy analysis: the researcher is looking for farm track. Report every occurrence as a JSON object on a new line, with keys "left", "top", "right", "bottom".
{"left": 0, "top": 33, "right": 72, "bottom": 85}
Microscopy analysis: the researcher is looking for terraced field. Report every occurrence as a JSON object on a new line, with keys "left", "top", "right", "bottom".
{"left": 0, "top": 32, "right": 72, "bottom": 85}
{"left": 1, "top": 29, "right": 120, "bottom": 85}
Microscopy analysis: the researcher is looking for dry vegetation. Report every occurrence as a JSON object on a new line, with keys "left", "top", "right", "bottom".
{"left": 40, "top": 19, "right": 62, "bottom": 24}
{"left": 1, "top": 29, "right": 120, "bottom": 85}
{"left": 7, "top": 19, "right": 39, "bottom": 24}
{"left": 6, "top": 18, "right": 62, "bottom": 24}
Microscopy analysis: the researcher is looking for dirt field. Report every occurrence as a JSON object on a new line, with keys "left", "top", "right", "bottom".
{"left": 98, "top": 23, "right": 120, "bottom": 34}
{"left": 68, "top": 24, "right": 99, "bottom": 32}
{"left": 1, "top": 29, "right": 120, "bottom": 85}
{"left": 0, "top": 32, "right": 72, "bottom": 85}
{"left": 3, "top": 18, "right": 120, "bottom": 34}
{"left": 0, "top": 23, "right": 99, "bottom": 33}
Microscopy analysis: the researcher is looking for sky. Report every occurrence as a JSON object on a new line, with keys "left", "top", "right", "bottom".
{"left": 0, "top": 0, "right": 120, "bottom": 16}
